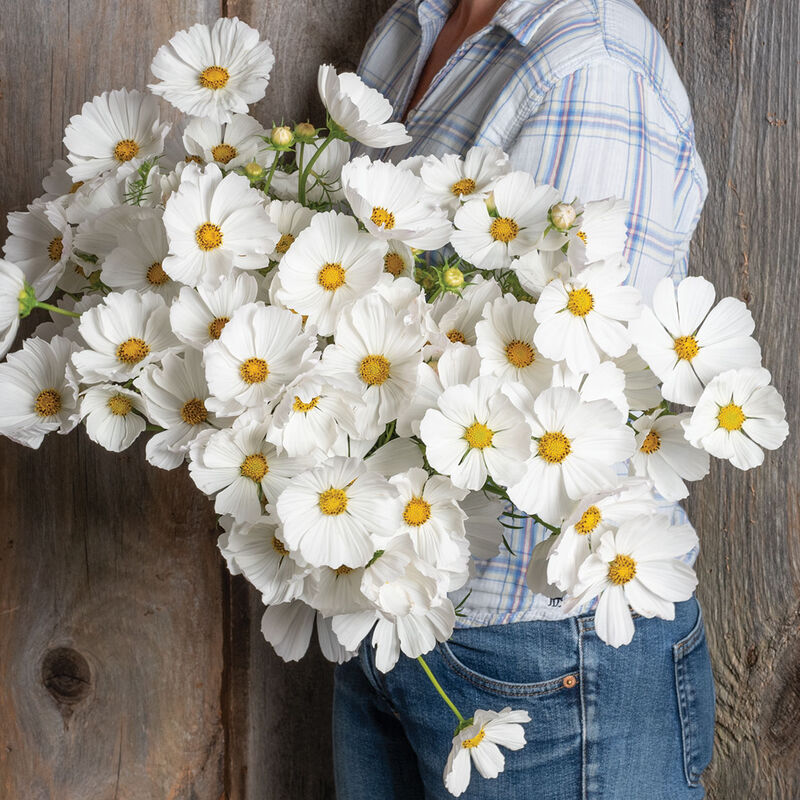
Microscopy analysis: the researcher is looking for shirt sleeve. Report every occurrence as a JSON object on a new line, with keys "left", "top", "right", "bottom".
{"left": 505, "top": 59, "right": 708, "bottom": 301}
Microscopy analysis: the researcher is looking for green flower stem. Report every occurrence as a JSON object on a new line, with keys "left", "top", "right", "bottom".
{"left": 262, "top": 152, "right": 281, "bottom": 195}
{"left": 297, "top": 132, "right": 337, "bottom": 205}
{"left": 417, "top": 655, "right": 465, "bottom": 723}
{"left": 34, "top": 301, "right": 80, "bottom": 318}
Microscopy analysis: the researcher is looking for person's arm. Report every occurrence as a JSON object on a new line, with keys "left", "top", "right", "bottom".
{"left": 506, "top": 59, "right": 708, "bottom": 299}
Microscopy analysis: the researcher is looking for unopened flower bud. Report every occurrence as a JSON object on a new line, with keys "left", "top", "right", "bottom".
{"left": 17, "top": 282, "right": 37, "bottom": 318}
{"left": 294, "top": 121, "right": 316, "bottom": 139}
{"left": 271, "top": 126, "right": 294, "bottom": 147}
{"left": 484, "top": 192, "right": 497, "bottom": 215}
{"left": 443, "top": 267, "right": 464, "bottom": 289}
{"left": 550, "top": 202, "right": 577, "bottom": 231}
{"left": 244, "top": 161, "right": 266, "bottom": 179}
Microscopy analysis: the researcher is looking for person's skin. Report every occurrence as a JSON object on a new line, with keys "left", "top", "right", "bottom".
{"left": 404, "top": 0, "right": 507, "bottom": 117}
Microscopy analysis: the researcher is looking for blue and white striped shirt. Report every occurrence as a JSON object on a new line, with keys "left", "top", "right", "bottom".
{"left": 354, "top": 0, "right": 707, "bottom": 625}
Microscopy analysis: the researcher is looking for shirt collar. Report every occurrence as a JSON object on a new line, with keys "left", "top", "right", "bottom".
{"left": 415, "top": 0, "right": 570, "bottom": 46}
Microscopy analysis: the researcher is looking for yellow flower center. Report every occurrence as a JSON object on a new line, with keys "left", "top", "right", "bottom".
{"left": 537, "top": 432, "right": 571, "bottom": 464}
{"left": 319, "top": 487, "right": 348, "bottom": 516}
{"left": 640, "top": 430, "right": 661, "bottom": 454}
{"left": 489, "top": 216, "right": 519, "bottom": 243}
{"left": 107, "top": 393, "right": 133, "bottom": 416}
{"left": 575, "top": 505, "right": 602, "bottom": 535}
{"left": 199, "top": 65, "right": 230, "bottom": 89}
{"left": 113, "top": 138, "right": 139, "bottom": 162}
{"left": 185, "top": 155, "right": 204, "bottom": 165}
{"left": 505, "top": 339, "right": 535, "bottom": 368}
{"left": 717, "top": 403, "right": 746, "bottom": 431}
{"left": 116, "top": 337, "right": 150, "bottom": 365}
{"left": 240, "top": 453, "right": 269, "bottom": 482}
{"left": 576, "top": 230, "right": 588, "bottom": 245}
{"left": 146, "top": 261, "right": 169, "bottom": 286}
{"left": 180, "top": 398, "right": 208, "bottom": 425}
{"left": 462, "top": 727, "right": 486, "bottom": 749}
{"left": 317, "top": 262, "right": 346, "bottom": 291}
{"left": 34, "top": 388, "right": 62, "bottom": 418}
{"left": 464, "top": 421, "right": 494, "bottom": 450}
{"left": 673, "top": 335, "right": 699, "bottom": 361}
{"left": 211, "top": 143, "right": 237, "bottom": 164}
{"left": 384, "top": 252, "right": 405, "bottom": 277}
{"left": 239, "top": 357, "right": 269, "bottom": 385}
{"left": 403, "top": 497, "right": 432, "bottom": 527}
{"left": 276, "top": 233, "right": 295, "bottom": 254}
{"left": 208, "top": 316, "right": 230, "bottom": 340}
{"left": 446, "top": 329, "right": 466, "bottom": 344}
{"left": 370, "top": 206, "right": 395, "bottom": 230}
{"left": 608, "top": 554, "right": 637, "bottom": 585}
{"left": 195, "top": 222, "right": 223, "bottom": 252}
{"left": 566, "top": 288, "right": 594, "bottom": 317}
{"left": 335, "top": 565, "right": 353, "bottom": 576}
{"left": 292, "top": 395, "right": 320, "bottom": 413}
{"left": 451, "top": 177, "right": 477, "bottom": 197}
{"left": 359, "top": 355, "right": 391, "bottom": 386}
{"left": 69, "top": 181, "right": 84, "bottom": 194}
{"left": 48, "top": 236, "right": 63, "bottom": 262}
{"left": 272, "top": 536, "right": 289, "bottom": 556}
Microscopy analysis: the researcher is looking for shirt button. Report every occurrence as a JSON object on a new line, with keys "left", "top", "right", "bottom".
{"left": 563, "top": 674, "right": 578, "bottom": 689}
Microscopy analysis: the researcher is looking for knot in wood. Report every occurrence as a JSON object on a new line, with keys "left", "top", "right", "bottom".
{"left": 41, "top": 647, "right": 91, "bottom": 705}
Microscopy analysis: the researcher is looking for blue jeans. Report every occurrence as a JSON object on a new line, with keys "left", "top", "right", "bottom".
{"left": 333, "top": 596, "right": 715, "bottom": 799}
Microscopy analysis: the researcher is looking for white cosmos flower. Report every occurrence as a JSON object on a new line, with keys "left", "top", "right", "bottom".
{"left": 101, "top": 212, "right": 178, "bottom": 301}
{"left": 381, "top": 240, "right": 415, "bottom": 279}
{"left": 270, "top": 137, "right": 350, "bottom": 204}
{"left": 534, "top": 261, "right": 641, "bottom": 373}
{"left": 0, "top": 336, "right": 79, "bottom": 448}
{"left": 630, "top": 411, "right": 709, "bottom": 500}
{"left": 189, "top": 421, "right": 314, "bottom": 523}
{"left": 511, "top": 250, "right": 570, "bottom": 299}
{"left": 460, "top": 490, "right": 508, "bottom": 561}
{"left": 63, "top": 89, "right": 169, "bottom": 181}
{"left": 72, "top": 290, "right": 180, "bottom": 384}
{"left": 475, "top": 294, "right": 555, "bottom": 396}
{"left": 308, "top": 562, "right": 371, "bottom": 617}
{"left": 183, "top": 113, "right": 266, "bottom": 169}
{"left": 444, "top": 707, "right": 530, "bottom": 798}
{"left": 505, "top": 386, "right": 635, "bottom": 526}
{"left": 149, "top": 18, "right": 275, "bottom": 123}
{"left": 71, "top": 204, "right": 151, "bottom": 268}
{"left": 203, "top": 302, "right": 318, "bottom": 413}
{"left": 265, "top": 199, "right": 315, "bottom": 262}
{"left": 419, "top": 146, "right": 510, "bottom": 216}
{"left": 134, "top": 349, "right": 216, "bottom": 470}
{"left": 420, "top": 376, "right": 532, "bottom": 491}
{"left": 319, "top": 294, "right": 425, "bottom": 437}
{"left": 276, "top": 455, "right": 400, "bottom": 569}
{"left": 317, "top": 65, "right": 411, "bottom": 147}
{"left": 79, "top": 384, "right": 147, "bottom": 452}
{"left": 0, "top": 259, "right": 25, "bottom": 359}
{"left": 682, "top": 367, "right": 788, "bottom": 470}
{"left": 451, "top": 172, "right": 560, "bottom": 269}
{"left": 629, "top": 276, "right": 761, "bottom": 405}
{"left": 612, "top": 346, "right": 662, "bottom": 412}
{"left": 170, "top": 272, "right": 259, "bottom": 349}
{"left": 341, "top": 156, "right": 453, "bottom": 250}
{"left": 162, "top": 163, "right": 278, "bottom": 287}
{"left": 428, "top": 276, "right": 502, "bottom": 351}
{"left": 33, "top": 294, "right": 104, "bottom": 345}
{"left": 567, "top": 517, "right": 699, "bottom": 647}
{"left": 4, "top": 201, "right": 72, "bottom": 300}
{"left": 565, "top": 197, "right": 629, "bottom": 269}
{"left": 549, "top": 361, "right": 629, "bottom": 423}
{"left": 42, "top": 159, "right": 82, "bottom": 200}
{"left": 275, "top": 211, "right": 386, "bottom": 336}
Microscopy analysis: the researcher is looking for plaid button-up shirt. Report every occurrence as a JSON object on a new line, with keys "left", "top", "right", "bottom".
{"left": 354, "top": 0, "right": 706, "bottom": 625}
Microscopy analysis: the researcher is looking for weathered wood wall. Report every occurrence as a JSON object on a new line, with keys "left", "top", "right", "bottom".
{"left": 0, "top": 0, "right": 797, "bottom": 798}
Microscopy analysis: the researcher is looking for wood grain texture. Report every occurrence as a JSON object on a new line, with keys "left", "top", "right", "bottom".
{"left": 636, "top": 0, "right": 800, "bottom": 796}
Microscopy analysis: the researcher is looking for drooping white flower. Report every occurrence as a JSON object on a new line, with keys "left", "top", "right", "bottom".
{"left": 307, "top": 562, "right": 371, "bottom": 617}
{"left": 565, "top": 197, "right": 629, "bottom": 269}
{"left": 72, "top": 290, "right": 180, "bottom": 384}
{"left": 275, "top": 211, "right": 386, "bottom": 336}
{"left": 419, "top": 146, "right": 510, "bottom": 216}
{"left": 534, "top": 261, "right": 641, "bottom": 373}
{"left": 428, "top": 276, "right": 502, "bottom": 351}
{"left": 41, "top": 159, "right": 82, "bottom": 200}
{"left": 460, "top": 490, "right": 508, "bottom": 561}
{"left": 134, "top": 349, "right": 216, "bottom": 470}
{"left": 341, "top": 156, "right": 453, "bottom": 250}
{"left": 265, "top": 199, "right": 315, "bottom": 262}
{"left": 567, "top": 517, "right": 699, "bottom": 647}
{"left": 420, "top": 376, "right": 532, "bottom": 491}
{"left": 505, "top": 386, "right": 635, "bottom": 526}
{"left": 183, "top": 113, "right": 267, "bottom": 169}
{"left": 630, "top": 411, "right": 709, "bottom": 500}
{"left": 0, "top": 259, "right": 25, "bottom": 359}
{"left": 0, "top": 336, "right": 79, "bottom": 448}
{"left": 78, "top": 384, "right": 148, "bottom": 452}
{"left": 444, "top": 707, "right": 530, "bottom": 797}
{"left": 612, "top": 346, "right": 662, "bottom": 412}
{"left": 381, "top": 240, "right": 415, "bottom": 279}
{"left": 32, "top": 294, "right": 104, "bottom": 345}
{"left": 149, "top": 18, "right": 275, "bottom": 123}
{"left": 170, "top": 272, "right": 259, "bottom": 349}
{"left": 203, "top": 302, "right": 318, "bottom": 413}
{"left": 628, "top": 276, "right": 761, "bottom": 405}
{"left": 549, "top": 361, "right": 629, "bottom": 423}
{"left": 275, "top": 455, "right": 400, "bottom": 569}
{"left": 511, "top": 249, "right": 570, "bottom": 299}
{"left": 317, "top": 65, "right": 411, "bottom": 147}
{"left": 451, "top": 172, "right": 560, "bottom": 269}
{"left": 162, "top": 163, "right": 278, "bottom": 287}
{"left": 682, "top": 367, "right": 788, "bottom": 470}
{"left": 63, "top": 89, "right": 170, "bottom": 181}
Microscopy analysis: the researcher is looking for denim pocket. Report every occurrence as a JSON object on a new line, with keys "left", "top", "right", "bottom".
{"left": 673, "top": 605, "right": 716, "bottom": 786}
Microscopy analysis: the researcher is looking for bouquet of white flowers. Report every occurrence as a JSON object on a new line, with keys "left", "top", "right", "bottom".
{"left": 0, "top": 17, "right": 788, "bottom": 796}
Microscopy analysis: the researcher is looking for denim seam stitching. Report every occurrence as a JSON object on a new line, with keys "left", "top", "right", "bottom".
{"left": 578, "top": 619, "right": 588, "bottom": 800}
